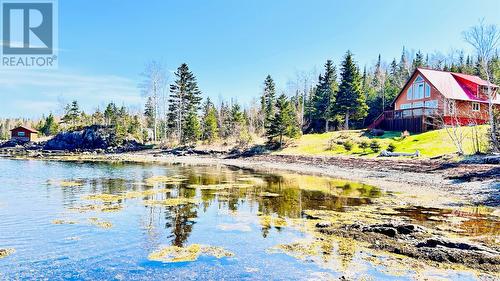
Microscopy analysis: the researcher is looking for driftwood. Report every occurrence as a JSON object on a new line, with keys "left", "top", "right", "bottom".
{"left": 378, "top": 150, "right": 420, "bottom": 157}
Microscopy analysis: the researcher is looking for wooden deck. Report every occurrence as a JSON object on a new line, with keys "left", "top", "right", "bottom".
{"left": 368, "top": 107, "right": 439, "bottom": 133}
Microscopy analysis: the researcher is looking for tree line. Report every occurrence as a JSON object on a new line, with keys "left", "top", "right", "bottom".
{"left": 1, "top": 22, "right": 498, "bottom": 151}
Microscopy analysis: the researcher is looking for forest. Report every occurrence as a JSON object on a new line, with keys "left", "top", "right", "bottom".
{"left": 1, "top": 45, "right": 499, "bottom": 148}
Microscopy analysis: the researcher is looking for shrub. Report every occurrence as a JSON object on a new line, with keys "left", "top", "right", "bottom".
{"left": 387, "top": 142, "right": 396, "bottom": 152}
{"left": 359, "top": 140, "right": 369, "bottom": 151}
{"left": 343, "top": 140, "right": 354, "bottom": 151}
{"left": 369, "top": 129, "right": 385, "bottom": 137}
{"left": 370, "top": 140, "right": 381, "bottom": 152}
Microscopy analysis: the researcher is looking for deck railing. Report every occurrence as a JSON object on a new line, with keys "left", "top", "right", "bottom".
{"left": 382, "top": 107, "right": 439, "bottom": 120}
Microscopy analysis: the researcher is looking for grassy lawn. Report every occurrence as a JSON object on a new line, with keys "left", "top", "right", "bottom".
{"left": 277, "top": 125, "right": 490, "bottom": 158}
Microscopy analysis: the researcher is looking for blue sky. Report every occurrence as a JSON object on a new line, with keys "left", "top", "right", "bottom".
{"left": 1, "top": 0, "right": 499, "bottom": 118}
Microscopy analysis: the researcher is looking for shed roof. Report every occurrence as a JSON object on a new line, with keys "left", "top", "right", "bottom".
{"left": 10, "top": 126, "right": 39, "bottom": 133}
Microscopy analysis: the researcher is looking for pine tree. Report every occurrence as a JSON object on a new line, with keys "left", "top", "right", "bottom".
{"left": 201, "top": 97, "right": 219, "bottom": 143}
{"left": 398, "top": 47, "right": 410, "bottom": 83}
{"left": 183, "top": 110, "right": 201, "bottom": 144}
{"left": 412, "top": 50, "right": 425, "bottom": 69}
{"left": 168, "top": 63, "right": 203, "bottom": 143}
{"left": 144, "top": 96, "right": 156, "bottom": 130}
{"left": 104, "top": 102, "right": 117, "bottom": 125}
{"left": 39, "top": 113, "right": 59, "bottom": 136}
{"left": 336, "top": 51, "right": 368, "bottom": 130}
{"left": 261, "top": 75, "right": 276, "bottom": 129}
{"left": 310, "top": 60, "right": 337, "bottom": 132}
{"left": 267, "top": 93, "right": 300, "bottom": 147}
{"left": 62, "top": 101, "right": 81, "bottom": 128}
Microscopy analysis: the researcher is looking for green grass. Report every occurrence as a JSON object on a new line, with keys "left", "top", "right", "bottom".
{"left": 277, "top": 125, "right": 490, "bottom": 158}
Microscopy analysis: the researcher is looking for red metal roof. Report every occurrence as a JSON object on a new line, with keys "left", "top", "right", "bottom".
{"left": 416, "top": 68, "right": 500, "bottom": 104}
{"left": 451, "top": 72, "right": 499, "bottom": 87}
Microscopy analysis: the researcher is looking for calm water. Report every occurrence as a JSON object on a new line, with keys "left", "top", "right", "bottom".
{"left": 0, "top": 158, "right": 486, "bottom": 280}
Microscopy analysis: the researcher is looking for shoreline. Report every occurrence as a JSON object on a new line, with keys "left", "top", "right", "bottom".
{"left": 2, "top": 150, "right": 498, "bottom": 208}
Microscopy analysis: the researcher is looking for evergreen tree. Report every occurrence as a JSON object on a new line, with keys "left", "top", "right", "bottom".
{"left": 310, "top": 60, "right": 338, "bottom": 132}
{"left": 267, "top": 93, "right": 300, "bottom": 147}
{"left": 398, "top": 47, "right": 410, "bottom": 83}
{"left": 39, "top": 113, "right": 59, "bottom": 136}
{"left": 412, "top": 50, "right": 425, "bottom": 69}
{"left": 62, "top": 101, "right": 81, "bottom": 128}
{"left": 168, "top": 63, "right": 203, "bottom": 143}
{"left": 201, "top": 97, "right": 219, "bottom": 143}
{"left": 104, "top": 102, "right": 117, "bottom": 125}
{"left": 183, "top": 110, "right": 201, "bottom": 143}
{"left": 336, "top": 51, "right": 368, "bottom": 130}
{"left": 261, "top": 75, "right": 276, "bottom": 129}
{"left": 144, "top": 96, "right": 156, "bottom": 130}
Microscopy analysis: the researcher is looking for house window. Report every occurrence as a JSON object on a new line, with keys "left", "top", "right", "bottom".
{"left": 407, "top": 86, "right": 413, "bottom": 100}
{"left": 415, "top": 83, "right": 425, "bottom": 99}
{"left": 18, "top": 131, "right": 25, "bottom": 137}
{"left": 425, "top": 83, "right": 431, "bottom": 98}
{"left": 472, "top": 102, "right": 480, "bottom": 112}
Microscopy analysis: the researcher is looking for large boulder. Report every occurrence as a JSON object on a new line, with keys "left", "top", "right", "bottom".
{"left": 44, "top": 125, "right": 114, "bottom": 150}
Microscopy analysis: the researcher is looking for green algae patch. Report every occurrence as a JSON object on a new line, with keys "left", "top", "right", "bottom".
{"left": 52, "top": 219, "right": 78, "bottom": 225}
{"left": 187, "top": 183, "right": 255, "bottom": 190}
{"left": 68, "top": 204, "right": 122, "bottom": 213}
{"left": 144, "top": 175, "right": 187, "bottom": 186}
{"left": 148, "top": 244, "right": 234, "bottom": 263}
{"left": 267, "top": 239, "right": 326, "bottom": 260}
{"left": 124, "top": 188, "right": 171, "bottom": 198}
{"left": 82, "top": 188, "right": 173, "bottom": 203}
{"left": 143, "top": 198, "right": 200, "bottom": 206}
{"left": 259, "top": 215, "right": 287, "bottom": 228}
{"left": 0, "top": 248, "right": 15, "bottom": 259}
{"left": 82, "top": 194, "right": 124, "bottom": 202}
{"left": 88, "top": 217, "right": 113, "bottom": 229}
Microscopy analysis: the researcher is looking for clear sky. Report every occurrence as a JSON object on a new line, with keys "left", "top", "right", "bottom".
{"left": 1, "top": 0, "right": 499, "bottom": 118}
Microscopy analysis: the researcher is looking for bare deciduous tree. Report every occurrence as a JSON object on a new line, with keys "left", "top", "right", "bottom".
{"left": 463, "top": 20, "right": 500, "bottom": 152}
{"left": 139, "top": 61, "right": 168, "bottom": 142}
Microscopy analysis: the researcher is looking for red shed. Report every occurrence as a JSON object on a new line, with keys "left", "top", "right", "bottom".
{"left": 10, "top": 126, "right": 39, "bottom": 142}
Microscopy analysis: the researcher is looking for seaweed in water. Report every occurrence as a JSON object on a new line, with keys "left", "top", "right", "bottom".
{"left": 143, "top": 198, "right": 200, "bottom": 206}
{"left": 148, "top": 244, "right": 234, "bottom": 263}
{"left": 0, "top": 248, "right": 15, "bottom": 259}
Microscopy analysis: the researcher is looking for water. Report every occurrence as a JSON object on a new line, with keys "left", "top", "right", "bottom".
{"left": 0, "top": 158, "right": 488, "bottom": 280}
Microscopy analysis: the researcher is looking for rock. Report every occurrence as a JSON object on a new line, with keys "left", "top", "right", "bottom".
{"left": 315, "top": 221, "right": 333, "bottom": 228}
{"left": 360, "top": 222, "right": 425, "bottom": 238}
{"left": 44, "top": 125, "right": 144, "bottom": 152}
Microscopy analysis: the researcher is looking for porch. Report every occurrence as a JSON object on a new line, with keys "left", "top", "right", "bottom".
{"left": 368, "top": 107, "right": 440, "bottom": 133}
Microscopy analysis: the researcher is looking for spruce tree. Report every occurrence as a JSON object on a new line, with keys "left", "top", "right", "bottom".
{"left": 144, "top": 96, "right": 156, "bottom": 131}
{"left": 336, "top": 51, "right": 368, "bottom": 130}
{"left": 412, "top": 50, "right": 425, "bottom": 69}
{"left": 267, "top": 94, "right": 300, "bottom": 147}
{"left": 310, "top": 60, "right": 337, "bottom": 132}
{"left": 168, "top": 63, "right": 203, "bottom": 143}
{"left": 62, "top": 101, "right": 81, "bottom": 128}
{"left": 201, "top": 97, "right": 219, "bottom": 143}
{"left": 261, "top": 75, "right": 276, "bottom": 129}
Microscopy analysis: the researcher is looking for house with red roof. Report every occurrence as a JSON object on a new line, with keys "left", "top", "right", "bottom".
{"left": 369, "top": 67, "right": 499, "bottom": 133}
